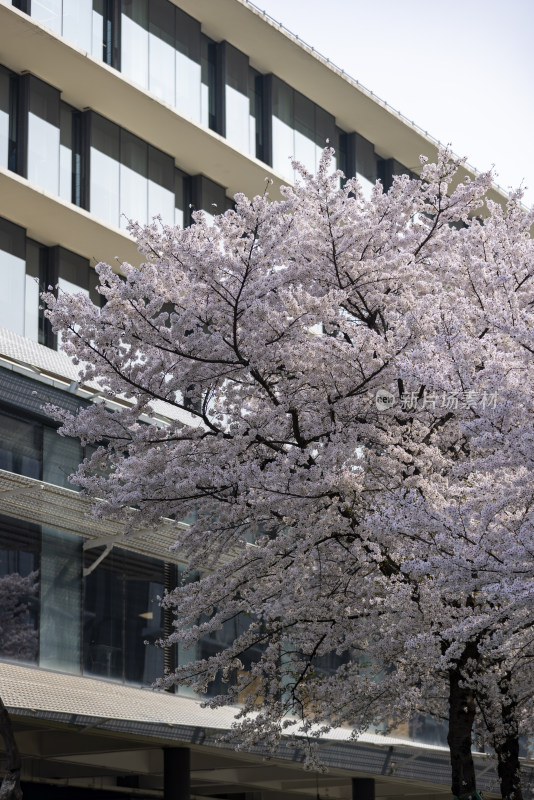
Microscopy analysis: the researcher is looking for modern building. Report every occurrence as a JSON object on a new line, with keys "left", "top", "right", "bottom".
{"left": 0, "top": 1, "right": 522, "bottom": 798}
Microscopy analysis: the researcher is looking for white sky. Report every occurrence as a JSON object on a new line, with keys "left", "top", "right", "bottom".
{"left": 252, "top": 0, "right": 534, "bottom": 207}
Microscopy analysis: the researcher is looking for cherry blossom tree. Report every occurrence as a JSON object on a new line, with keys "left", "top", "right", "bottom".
{"left": 44, "top": 149, "right": 534, "bottom": 800}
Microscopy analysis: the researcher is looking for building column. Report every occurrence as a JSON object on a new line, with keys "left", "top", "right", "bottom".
{"left": 352, "top": 777, "right": 375, "bottom": 800}
{"left": 164, "top": 747, "right": 190, "bottom": 800}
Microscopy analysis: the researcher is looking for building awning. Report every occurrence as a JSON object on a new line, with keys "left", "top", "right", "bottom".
{"left": 0, "top": 661, "right": 515, "bottom": 797}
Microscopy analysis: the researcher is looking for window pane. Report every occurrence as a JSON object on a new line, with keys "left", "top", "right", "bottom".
{"left": 0, "top": 411, "right": 42, "bottom": 480}
{"left": 355, "top": 132, "right": 377, "bottom": 184}
{"left": 90, "top": 113, "right": 120, "bottom": 225}
{"left": 121, "top": 0, "right": 149, "bottom": 89}
{"left": 0, "top": 217, "right": 26, "bottom": 337}
{"left": 59, "top": 103, "right": 73, "bottom": 202}
{"left": 24, "top": 273, "right": 39, "bottom": 342}
{"left": 191, "top": 175, "right": 225, "bottom": 223}
{"left": 83, "top": 548, "right": 124, "bottom": 680}
{"left": 271, "top": 77, "right": 294, "bottom": 181}
{"left": 27, "top": 77, "right": 60, "bottom": 194}
{"left": 40, "top": 526, "right": 82, "bottom": 673}
{"left": 294, "top": 90, "right": 315, "bottom": 175}
{"left": 57, "top": 246, "right": 90, "bottom": 291}
{"left": 336, "top": 127, "right": 347, "bottom": 177}
{"left": 83, "top": 547, "right": 165, "bottom": 685}
{"left": 148, "top": 146, "right": 174, "bottom": 225}
{"left": 62, "top": 0, "right": 93, "bottom": 52}
{"left": 26, "top": 239, "right": 46, "bottom": 345}
{"left": 174, "top": 168, "right": 188, "bottom": 228}
{"left": 175, "top": 9, "right": 201, "bottom": 122}
{"left": 0, "top": 68, "right": 9, "bottom": 170}
{"left": 92, "top": 0, "right": 104, "bottom": 59}
{"left": 120, "top": 129, "right": 147, "bottom": 227}
{"left": 200, "top": 36, "right": 216, "bottom": 130}
{"left": 0, "top": 515, "right": 39, "bottom": 665}
{"left": 315, "top": 105, "right": 336, "bottom": 172}
{"left": 42, "top": 425, "right": 82, "bottom": 489}
{"left": 356, "top": 173, "right": 374, "bottom": 201}
{"left": 124, "top": 553, "right": 164, "bottom": 685}
{"left": 31, "top": 0, "right": 62, "bottom": 33}
{"left": 250, "top": 68, "right": 263, "bottom": 162}
{"left": 224, "top": 44, "right": 250, "bottom": 154}
{"left": 148, "top": 0, "right": 175, "bottom": 106}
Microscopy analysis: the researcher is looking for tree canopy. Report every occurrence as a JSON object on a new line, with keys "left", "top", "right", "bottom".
{"left": 45, "top": 149, "right": 534, "bottom": 800}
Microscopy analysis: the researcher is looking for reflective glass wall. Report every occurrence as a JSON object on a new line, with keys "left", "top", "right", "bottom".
{"left": 0, "top": 512, "right": 168, "bottom": 687}
{"left": 340, "top": 131, "right": 378, "bottom": 198}
{"left": 83, "top": 547, "right": 165, "bottom": 684}
{"left": 266, "top": 75, "right": 337, "bottom": 182}
{"left": 0, "top": 62, "right": 214, "bottom": 228}
{"left": 0, "top": 218, "right": 28, "bottom": 339}
{"left": 120, "top": 0, "right": 214, "bottom": 129}
{"left": 0, "top": 217, "right": 99, "bottom": 344}
{"left": 3, "top": 1, "right": 405, "bottom": 191}
{"left": 87, "top": 112, "right": 176, "bottom": 229}
{"left": 0, "top": 66, "right": 10, "bottom": 170}
{"left": 29, "top": 0, "right": 104, "bottom": 59}
{"left": 0, "top": 515, "right": 39, "bottom": 665}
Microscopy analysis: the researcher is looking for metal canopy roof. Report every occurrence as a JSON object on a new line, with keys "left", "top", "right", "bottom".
{"left": 0, "top": 662, "right": 510, "bottom": 799}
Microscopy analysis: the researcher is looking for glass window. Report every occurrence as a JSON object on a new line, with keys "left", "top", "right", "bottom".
{"left": 191, "top": 175, "right": 225, "bottom": 223}
{"left": 89, "top": 113, "right": 120, "bottom": 226}
{"left": 59, "top": 102, "right": 73, "bottom": 203}
{"left": 124, "top": 553, "right": 164, "bottom": 685}
{"left": 0, "top": 515, "right": 40, "bottom": 664}
{"left": 224, "top": 43, "right": 250, "bottom": 154}
{"left": 0, "top": 411, "right": 42, "bottom": 480}
{"left": 379, "top": 158, "right": 415, "bottom": 191}
{"left": 409, "top": 713, "right": 448, "bottom": 747}
{"left": 175, "top": 8, "right": 201, "bottom": 123}
{"left": 250, "top": 68, "right": 263, "bottom": 162}
{"left": 62, "top": 0, "right": 93, "bottom": 52}
{"left": 148, "top": 0, "right": 175, "bottom": 106}
{"left": 294, "top": 90, "right": 315, "bottom": 175}
{"left": 336, "top": 127, "right": 348, "bottom": 178}
{"left": 52, "top": 246, "right": 96, "bottom": 346}
{"left": 121, "top": 0, "right": 149, "bottom": 89}
{"left": 42, "top": 425, "right": 82, "bottom": 489}
{"left": 200, "top": 35, "right": 217, "bottom": 131}
{"left": 83, "top": 547, "right": 164, "bottom": 684}
{"left": 55, "top": 245, "right": 90, "bottom": 293}
{"left": 0, "top": 67, "right": 10, "bottom": 170}
{"left": 120, "top": 129, "right": 147, "bottom": 228}
{"left": 270, "top": 76, "right": 294, "bottom": 181}
{"left": 92, "top": 0, "right": 105, "bottom": 60}
{"left": 31, "top": 0, "right": 62, "bottom": 33}
{"left": 40, "top": 526, "right": 82, "bottom": 672}
{"left": 26, "top": 76, "right": 60, "bottom": 194}
{"left": 24, "top": 272, "right": 39, "bottom": 343}
{"left": 355, "top": 132, "right": 377, "bottom": 184}
{"left": 83, "top": 547, "right": 124, "bottom": 681}
{"left": 174, "top": 168, "right": 189, "bottom": 228}
{"left": 0, "top": 217, "right": 26, "bottom": 337}
{"left": 314, "top": 105, "right": 336, "bottom": 172}
{"left": 148, "top": 145, "right": 174, "bottom": 225}
{"left": 26, "top": 238, "right": 47, "bottom": 345}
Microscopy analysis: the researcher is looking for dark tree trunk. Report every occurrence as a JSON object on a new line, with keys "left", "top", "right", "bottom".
{"left": 0, "top": 696, "right": 22, "bottom": 800}
{"left": 448, "top": 657, "right": 477, "bottom": 799}
{"left": 491, "top": 674, "right": 523, "bottom": 800}
{"left": 495, "top": 730, "right": 523, "bottom": 800}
